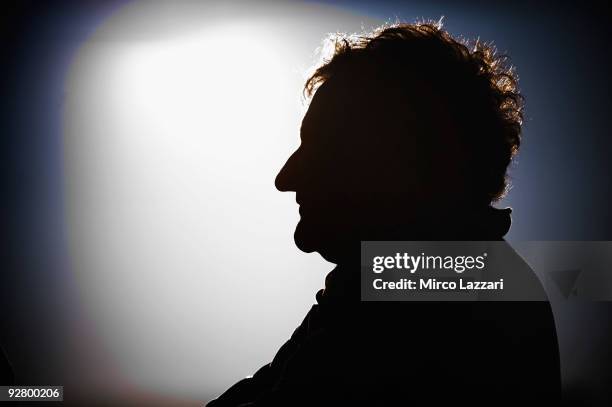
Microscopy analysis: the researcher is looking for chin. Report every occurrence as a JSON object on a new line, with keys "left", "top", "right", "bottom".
{"left": 293, "top": 219, "right": 345, "bottom": 263}
{"left": 293, "top": 219, "right": 319, "bottom": 253}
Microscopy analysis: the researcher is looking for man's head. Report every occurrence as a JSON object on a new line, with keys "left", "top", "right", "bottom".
{"left": 275, "top": 22, "right": 523, "bottom": 262}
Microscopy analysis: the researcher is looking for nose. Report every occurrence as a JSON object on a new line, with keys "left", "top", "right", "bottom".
{"left": 275, "top": 149, "right": 299, "bottom": 192}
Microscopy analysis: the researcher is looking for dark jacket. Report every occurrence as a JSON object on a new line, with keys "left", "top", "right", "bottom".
{"left": 207, "top": 208, "right": 561, "bottom": 406}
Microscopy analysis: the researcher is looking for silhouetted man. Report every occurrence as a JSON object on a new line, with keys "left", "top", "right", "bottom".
{"left": 208, "top": 22, "right": 561, "bottom": 406}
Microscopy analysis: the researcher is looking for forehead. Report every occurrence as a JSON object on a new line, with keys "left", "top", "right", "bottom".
{"left": 300, "top": 78, "right": 357, "bottom": 137}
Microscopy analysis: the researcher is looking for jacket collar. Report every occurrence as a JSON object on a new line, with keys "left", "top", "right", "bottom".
{"left": 320, "top": 205, "right": 513, "bottom": 304}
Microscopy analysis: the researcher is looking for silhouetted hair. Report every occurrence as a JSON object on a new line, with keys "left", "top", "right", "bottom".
{"left": 305, "top": 21, "right": 523, "bottom": 203}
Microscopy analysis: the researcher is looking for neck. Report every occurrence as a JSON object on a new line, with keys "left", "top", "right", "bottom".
{"left": 319, "top": 205, "right": 512, "bottom": 303}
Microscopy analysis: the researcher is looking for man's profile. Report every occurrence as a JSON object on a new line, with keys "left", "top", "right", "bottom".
{"left": 208, "top": 22, "right": 561, "bottom": 406}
